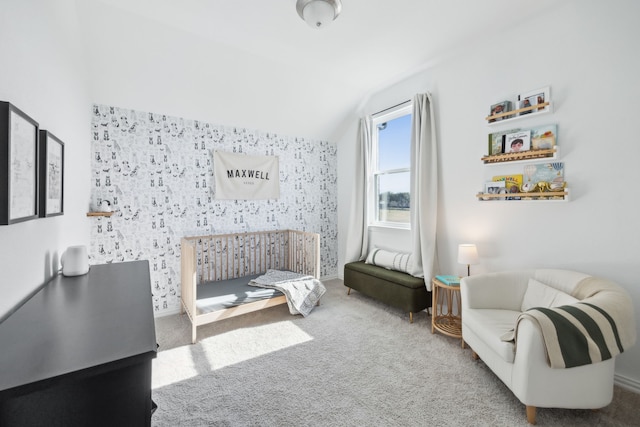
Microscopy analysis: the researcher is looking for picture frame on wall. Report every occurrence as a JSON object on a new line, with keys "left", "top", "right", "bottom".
{"left": 482, "top": 181, "right": 506, "bottom": 200}
{"left": 39, "top": 130, "right": 64, "bottom": 217}
{"left": 0, "top": 101, "right": 40, "bottom": 225}
{"left": 517, "top": 86, "right": 551, "bottom": 116}
{"left": 488, "top": 100, "right": 513, "bottom": 122}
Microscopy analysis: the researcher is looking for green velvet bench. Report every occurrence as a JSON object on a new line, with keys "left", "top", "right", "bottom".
{"left": 344, "top": 261, "right": 432, "bottom": 323}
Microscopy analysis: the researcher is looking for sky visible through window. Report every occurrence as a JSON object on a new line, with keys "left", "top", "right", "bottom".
{"left": 378, "top": 113, "right": 411, "bottom": 193}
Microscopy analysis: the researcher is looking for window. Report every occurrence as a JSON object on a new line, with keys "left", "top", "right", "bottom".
{"left": 370, "top": 102, "right": 412, "bottom": 227}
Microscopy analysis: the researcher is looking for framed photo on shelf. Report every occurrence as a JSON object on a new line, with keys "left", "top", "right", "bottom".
{"left": 483, "top": 181, "right": 506, "bottom": 200}
{"left": 0, "top": 102, "right": 40, "bottom": 225}
{"left": 517, "top": 86, "right": 550, "bottom": 116}
{"left": 504, "top": 130, "right": 531, "bottom": 153}
{"left": 39, "top": 130, "right": 64, "bottom": 217}
{"left": 488, "top": 100, "right": 512, "bottom": 122}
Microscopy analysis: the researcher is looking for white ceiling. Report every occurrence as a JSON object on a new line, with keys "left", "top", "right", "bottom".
{"left": 77, "top": 0, "right": 559, "bottom": 141}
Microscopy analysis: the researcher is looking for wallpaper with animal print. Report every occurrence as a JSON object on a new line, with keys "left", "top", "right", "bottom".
{"left": 90, "top": 104, "right": 338, "bottom": 315}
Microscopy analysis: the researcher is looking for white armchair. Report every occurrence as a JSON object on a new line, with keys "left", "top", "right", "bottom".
{"left": 461, "top": 269, "right": 636, "bottom": 424}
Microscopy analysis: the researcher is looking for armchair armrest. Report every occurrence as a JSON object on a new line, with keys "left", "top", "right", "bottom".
{"left": 461, "top": 270, "right": 533, "bottom": 311}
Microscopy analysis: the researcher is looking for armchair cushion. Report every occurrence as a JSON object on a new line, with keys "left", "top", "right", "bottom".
{"left": 461, "top": 270, "right": 531, "bottom": 311}
{"left": 464, "top": 308, "right": 519, "bottom": 363}
{"left": 521, "top": 278, "right": 578, "bottom": 311}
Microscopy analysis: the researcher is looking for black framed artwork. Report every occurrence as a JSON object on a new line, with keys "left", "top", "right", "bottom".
{"left": 39, "top": 130, "right": 64, "bottom": 217}
{"left": 0, "top": 102, "right": 40, "bottom": 225}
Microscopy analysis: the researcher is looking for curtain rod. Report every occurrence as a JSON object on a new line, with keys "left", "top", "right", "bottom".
{"left": 372, "top": 99, "right": 411, "bottom": 117}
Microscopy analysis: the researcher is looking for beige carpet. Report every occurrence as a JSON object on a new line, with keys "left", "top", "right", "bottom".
{"left": 151, "top": 279, "right": 640, "bottom": 426}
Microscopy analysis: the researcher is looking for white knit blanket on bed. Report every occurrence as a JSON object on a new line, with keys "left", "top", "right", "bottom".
{"left": 249, "top": 269, "right": 326, "bottom": 317}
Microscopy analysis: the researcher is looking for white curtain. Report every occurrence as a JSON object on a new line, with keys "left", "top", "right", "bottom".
{"left": 408, "top": 93, "right": 439, "bottom": 290}
{"left": 344, "top": 117, "right": 372, "bottom": 263}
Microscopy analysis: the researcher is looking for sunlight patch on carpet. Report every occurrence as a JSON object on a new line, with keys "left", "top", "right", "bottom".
{"left": 202, "top": 320, "right": 313, "bottom": 370}
{"left": 152, "top": 345, "right": 200, "bottom": 389}
{"left": 152, "top": 320, "right": 313, "bottom": 389}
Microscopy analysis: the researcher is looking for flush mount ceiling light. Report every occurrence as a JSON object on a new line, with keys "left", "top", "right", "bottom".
{"left": 296, "top": 0, "right": 342, "bottom": 29}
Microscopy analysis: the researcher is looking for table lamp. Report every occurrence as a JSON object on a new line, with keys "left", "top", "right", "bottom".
{"left": 458, "top": 244, "right": 478, "bottom": 276}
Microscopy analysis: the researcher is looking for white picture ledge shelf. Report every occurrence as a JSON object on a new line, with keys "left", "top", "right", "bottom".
{"left": 476, "top": 188, "right": 570, "bottom": 203}
{"left": 482, "top": 146, "right": 559, "bottom": 165}
{"left": 486, "top": 101, "right": 553, "bottom": 126}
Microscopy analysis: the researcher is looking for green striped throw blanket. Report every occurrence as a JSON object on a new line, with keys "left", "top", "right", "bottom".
{"left": 515, "top": 277, "right": 636, "bottom": 369}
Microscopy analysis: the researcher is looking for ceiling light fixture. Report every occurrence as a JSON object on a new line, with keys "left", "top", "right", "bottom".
{"left": 296, "top": 0, "right": 342, "bottom": 29}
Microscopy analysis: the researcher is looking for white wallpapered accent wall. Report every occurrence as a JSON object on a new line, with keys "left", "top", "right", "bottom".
{"left": 89, "top": 104, "right": 338, "bottom": 315}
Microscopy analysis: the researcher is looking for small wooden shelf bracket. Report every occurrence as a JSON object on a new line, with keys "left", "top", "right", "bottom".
{"left": 86, "top": 212, "right": 114, "bottom": 217}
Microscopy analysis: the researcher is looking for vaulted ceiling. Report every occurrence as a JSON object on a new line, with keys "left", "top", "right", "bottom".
{"left": 77, "top": 0, "right": 559, "bottom": 141}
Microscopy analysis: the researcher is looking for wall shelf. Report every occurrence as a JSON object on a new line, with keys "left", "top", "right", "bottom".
{"left": 480, "top": 87, "right": 567, "bottom": 202}
{"left": 86, "top": 212, "right": 113, "bottom": 217}
{"left": 476, "top": 188, "right": 570, "bottom": 202}
{"left": 486, "top": 101, "right": 552, "bottom": 125}
{"left": 482, "top": 146, "right": 559, "bottom": 165}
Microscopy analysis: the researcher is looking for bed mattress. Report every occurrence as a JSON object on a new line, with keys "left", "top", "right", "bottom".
{"left": 196, "top": 274, "right": 284, "bottom": 314}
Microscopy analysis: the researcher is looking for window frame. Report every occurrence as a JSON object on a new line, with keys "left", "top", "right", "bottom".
{"left": 369, "top": 102, "right": 413, "bottom": 230}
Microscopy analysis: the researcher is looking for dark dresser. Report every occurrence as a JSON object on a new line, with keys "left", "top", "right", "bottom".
{"left": 0, "top": 260, "right": 157, "bottom": 426}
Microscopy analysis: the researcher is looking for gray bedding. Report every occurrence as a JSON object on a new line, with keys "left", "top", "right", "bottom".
{"left": 196, "top": 274, "right": 284, "bottom": 314}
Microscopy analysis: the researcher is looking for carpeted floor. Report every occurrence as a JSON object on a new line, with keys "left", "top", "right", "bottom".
{"left": 151, "top": 279, "right": 640, "bottom": 426}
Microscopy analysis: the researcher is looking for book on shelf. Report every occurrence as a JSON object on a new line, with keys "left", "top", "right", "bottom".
{"left": 488, "top": 128, "right": 518, "bottom": 155}
{"left": 530, "top": 124, "right": 557, "bottom": 150}
{"left": 435, "top": 275, "right": 461, "bottom": 286}
{"left": 504, "top": 130, "right": 531, "bottom": 153}
{"left": 493, "top": 174, "right": 523, "bottom": 200}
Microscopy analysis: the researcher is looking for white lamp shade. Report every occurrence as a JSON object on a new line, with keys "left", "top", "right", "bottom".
{"left": 301, "top": 0, "right": 337, "bottom": 28}
{"left": 458, "top": 244, "right": 479, "bottom": 265}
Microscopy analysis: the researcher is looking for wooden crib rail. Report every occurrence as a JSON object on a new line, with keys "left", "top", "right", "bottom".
{"left": 287, "top": 229, "right": 320, "bottom": 279}
{"left": 180, "top": 238, "right": 197, "bottom": 321}
{"left": 181, "top": 229, "right": 320, "bottom": 285}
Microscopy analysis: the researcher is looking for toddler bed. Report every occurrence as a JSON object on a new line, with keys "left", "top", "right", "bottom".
{"left": 181, "top": 229, "right": 321, "bottom": 343}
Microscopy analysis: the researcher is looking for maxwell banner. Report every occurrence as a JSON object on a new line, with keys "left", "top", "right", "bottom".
{"left": 213, "top": 151, "right": 280, "bottom": 200}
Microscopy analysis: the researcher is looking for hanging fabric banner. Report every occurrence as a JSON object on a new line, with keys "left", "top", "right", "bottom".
{"left": 214, "top": 151, "right": 280, "bottom": 200}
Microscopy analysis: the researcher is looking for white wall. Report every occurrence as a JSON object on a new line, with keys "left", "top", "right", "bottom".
{"left": 338, "top": 0, "right": 640, "bottom": 389}
{"left": 0, "top": 0, "right": 91, "bottom": 319}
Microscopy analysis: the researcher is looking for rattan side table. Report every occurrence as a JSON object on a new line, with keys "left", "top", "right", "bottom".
{"left": 431, "top": 277, "right": 464, "bottom": 348}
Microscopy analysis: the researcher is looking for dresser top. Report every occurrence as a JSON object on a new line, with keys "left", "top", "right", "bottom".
{"left": 0, "top": 260, "right": 157, "bottom": 393}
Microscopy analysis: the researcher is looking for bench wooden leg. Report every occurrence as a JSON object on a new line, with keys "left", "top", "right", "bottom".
{"left": 526, "top": 405, "right": 536, "bottom": 425}
{"left": 472, "top": 350, "right": 479, "bottom": 360}
{"left": 347, "top": 288, "right": 351, "bottom": 295}
{"left": 409, "top": 312, "right": 413, "bottom": 323}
